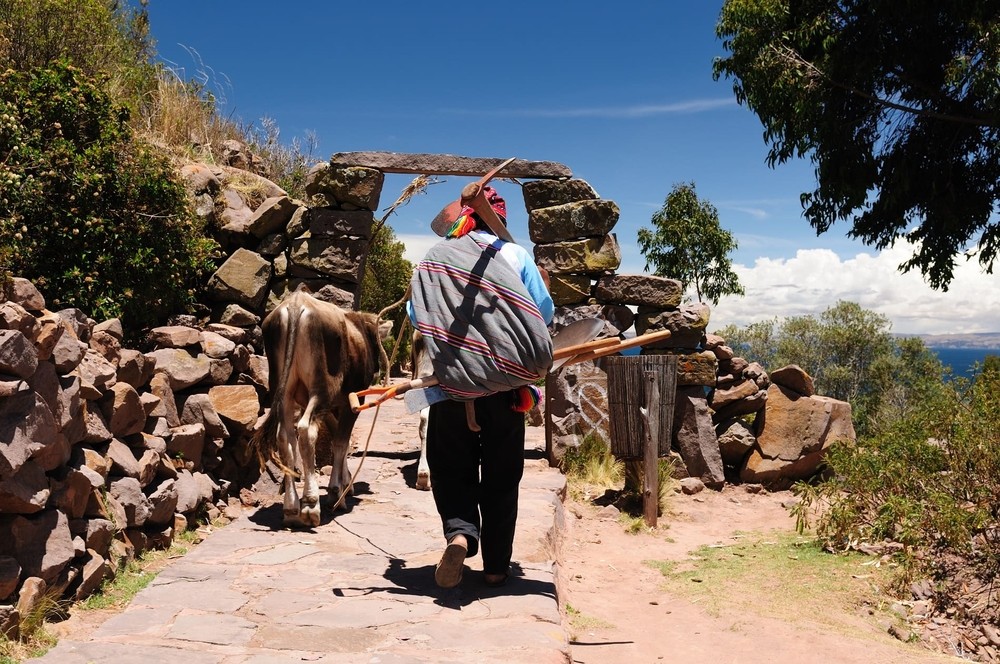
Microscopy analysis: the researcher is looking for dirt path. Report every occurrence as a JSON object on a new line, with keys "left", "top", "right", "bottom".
{"left": 559, "top": 486, "right": 960, "bottom": 664}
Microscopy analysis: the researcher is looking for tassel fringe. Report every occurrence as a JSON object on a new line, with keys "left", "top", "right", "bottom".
{"left": 445, "top": 207, "right": 478, "bottom": 238}
{"left": 511, "top": 385, "right": 542, "bottom": 413}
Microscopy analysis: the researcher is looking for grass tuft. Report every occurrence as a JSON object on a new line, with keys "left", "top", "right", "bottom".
{"left": 646, "top": 530, "right": 893, "bottom": 629}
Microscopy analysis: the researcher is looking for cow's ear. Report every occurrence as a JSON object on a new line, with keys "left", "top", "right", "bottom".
{"left": 378, "top": 320, "right": 393, "bottom": 341}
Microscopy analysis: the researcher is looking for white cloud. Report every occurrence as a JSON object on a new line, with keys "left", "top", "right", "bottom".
{"left": 398, "top": 234, "right": 440, "bottom": 265}
{"left": 710, "top": 242, "right": 1000, "bottom": 335}
{"left": 728, "top": 206, "right": 768, "bottom": 220}
{"left": 442, "top": 98, "right": 736, "bottom": 119}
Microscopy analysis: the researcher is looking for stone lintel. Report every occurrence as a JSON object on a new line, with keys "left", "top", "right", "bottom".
{"left": 329, "top": 152, "right": 572, "bottom": 179}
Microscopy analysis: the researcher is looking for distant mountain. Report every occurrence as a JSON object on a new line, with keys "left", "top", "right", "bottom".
{"left": 898, "top": 332, "right": 1000, "bottom": 349}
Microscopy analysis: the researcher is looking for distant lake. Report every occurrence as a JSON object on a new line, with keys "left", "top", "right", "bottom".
{"left": 929, "top": 347, "right": 999, "bottom": 379}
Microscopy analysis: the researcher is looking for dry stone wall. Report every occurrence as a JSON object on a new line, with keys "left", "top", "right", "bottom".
{"left": 524, "top": 178, "right": 727, "bottom": 487}
{"left": 520, "top": 172, "right": 855, "bottom": 492}
{"left": 0, "top": 277, "right": 277, "bottom": 637}
{"left": 183, "top": 157, "right": 385, "bottom": 321}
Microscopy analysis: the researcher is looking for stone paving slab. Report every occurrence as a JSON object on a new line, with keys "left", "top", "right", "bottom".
{"left": 34, "top": 396, "right": 570, "bottom": 663}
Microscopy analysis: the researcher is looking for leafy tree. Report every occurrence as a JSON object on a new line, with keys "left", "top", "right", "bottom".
{"left": 359, "top": 223, "right": 414, "bottom": 372}
{"left": 0, "top": 0, "right": 155, "bottom": 108}
{"left": 713, "top": 1, "right": 1000, "bottom": 290}
{"left": 0, "top": 63, "right": 218, "bottom": 342}
{"left": 718, "top": 301, "right": 915, "bottom": 435}
{"left": 637, "top": 182, "right": 744, "bottom": 305}
{"left": 983, "top": 354, "right": 1000, "bottom": 378}
{"left": 866, "top": 336, "right": 953, "bottom": 435}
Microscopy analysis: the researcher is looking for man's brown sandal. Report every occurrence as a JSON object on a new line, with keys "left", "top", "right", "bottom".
{"left": 483, "top": 572, "right": 508, "bottom": 587}
{"left": 434, "top": 535, "right": 468, "bottom": 589}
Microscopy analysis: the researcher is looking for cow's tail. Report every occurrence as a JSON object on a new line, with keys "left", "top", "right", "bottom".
{"left": 249, "top": 300, "right": 301, "bottom": 476}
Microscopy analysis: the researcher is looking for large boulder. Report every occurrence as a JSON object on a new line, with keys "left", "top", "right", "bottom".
{"left": 206, "top": 248, "right": 272, "bottom": 310}
{"left": 716, "top": 418, "right": 757, "bottom": 468}
{"left": 594, "top": 274, "right": 683, "bottom": 309}
{"left": 288, "top": 236, "right": 367, "bottom": 283}
{"left": 672, "top": 387, "right": 725, "bottom": 489}
{"left": 0, "top": 329, "right": 37, "bottom": 379}
{"left": 0, "top": 392, "right": 55, "bottom": 479}
{"left": 0, "top": 510, "right": 75, "bottom": 585}
{"left": 2, "top": 277, "right": 45, "bottom": 311}
{"left": 769, "top": 364, "right": 815, "bottom": 397}
{"left": 145, "top": 349, "right": 212, "bottom": 391}
{"left": 306, "top": 207, "right": 374, "bottom": 239}
{"left": 522, "top": 178, "right": 598, "bottom": 211}
{"left": 305, "top": 164, "right": 384, "bottom": 210}
{"left": 741, "top": 384, "right": 856, "bottom": 488}
{"left": 247, "top": 196, "right": 298, "bottom": 239}
{"left": 0, "top": 461, "right": 49, "bottom": 514}
{"left": 634, "top": 302, "right": 711, "bottom": 349}
{"left": 533, "top": 235, "right": 622, "bottom": 275}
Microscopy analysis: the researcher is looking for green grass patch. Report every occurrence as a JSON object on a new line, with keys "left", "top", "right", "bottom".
{"left": 565, "top": 603, "right": 615, "bottom": 640}
{"left": 647, "top": 530, "right": 891, "bottom": 628}
{"left": 80, "top": 542, "right": 189, "bottom": 612}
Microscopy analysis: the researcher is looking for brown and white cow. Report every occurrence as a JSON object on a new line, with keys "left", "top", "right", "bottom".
{"left": 252, "top": 290, "right": 390, "bottom": 527}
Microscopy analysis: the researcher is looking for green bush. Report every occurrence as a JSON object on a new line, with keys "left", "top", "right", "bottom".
{"left": 794, "top": 368, "right": 1000, "bottom": 593}
{"left": 717, "top": 301, "right": 949, "bottom": 436}
{"left": 359, "top": 222, "right": 414, "bottom": 371}
{"left": 0, "top": 62, "right": 218, "bottom": 341}
{"left": 0, "top": 0, "right": 155, "bottom": 109}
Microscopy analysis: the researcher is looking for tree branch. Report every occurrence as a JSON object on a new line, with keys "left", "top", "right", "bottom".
{"left": 773, "top": 44, "right": 1000, "bottom": 128}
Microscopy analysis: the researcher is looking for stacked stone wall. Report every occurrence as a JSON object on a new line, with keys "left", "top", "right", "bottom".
{"left": 0, "top": 277, "right": 276, "bottom": 636}
{"left": 184, "top": 159, "right": 386, "bottom": 321}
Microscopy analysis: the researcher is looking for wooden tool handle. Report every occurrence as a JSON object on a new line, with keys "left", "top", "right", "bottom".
{"left": 552, "top": 335, "right": 620, "bottom": 360}
{"left": 560, "top": 329, "right": 673, "bottom": 366}
{"left": 349, "top": 376, "right": 440, "bottom": 413}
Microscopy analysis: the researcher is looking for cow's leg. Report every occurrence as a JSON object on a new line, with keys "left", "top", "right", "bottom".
{"left": 276, "top": 419, "right": 302, "bottom": 526}
{"left": 325, "top": 411, "right": 355, "bottom": 509}
{"left": 295, "top": 398, "right": 322, "bottom": 527}
{"left": 416, "top": 407, "right": 431, "bottom": 490}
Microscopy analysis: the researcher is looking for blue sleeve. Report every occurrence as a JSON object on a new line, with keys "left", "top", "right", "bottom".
{"left": 520, "top": 256, "right": 555, "bottom": 325}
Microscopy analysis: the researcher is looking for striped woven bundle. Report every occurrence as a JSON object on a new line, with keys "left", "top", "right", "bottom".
{"left": 410, "top": 233, "right": 553, "bottom": 402}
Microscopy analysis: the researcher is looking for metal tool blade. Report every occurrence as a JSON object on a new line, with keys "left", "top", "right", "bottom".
{"left": 404, "top": 385, "right": 450, "bottom": 413}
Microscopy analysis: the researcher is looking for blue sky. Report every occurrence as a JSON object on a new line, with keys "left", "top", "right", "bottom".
{"left": 143, "top": 1, "right": 999, "bottom": 335}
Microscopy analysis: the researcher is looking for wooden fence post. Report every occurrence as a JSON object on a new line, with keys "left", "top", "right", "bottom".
{"left": 641, "top": 371, "right": 659, "bottom": 527}
{"left": 607, "top": 355, "right": 678, "bottom": 527}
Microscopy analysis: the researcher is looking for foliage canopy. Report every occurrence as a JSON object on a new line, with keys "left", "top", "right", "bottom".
{"left": 359, "top": 223, "right": 413, "bottom": 371}
{"left": 717, "top": 300, "right": 951, "bottom": 436}
{"left": 0, "top": 63, "right": 218, "bottom": 339}
{"left": 714, "top": 1, "right": 1000, "bottom": 290}
{"left": 637, "top": 182, "right": 743, "bottom": 305}
{"left": 0, "top": 0, "right": 154, "bottom": 107}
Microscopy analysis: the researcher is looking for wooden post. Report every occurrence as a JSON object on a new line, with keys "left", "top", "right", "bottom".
{"left": 607, "top": 355, "right": 677, "bottom": 458}
{"left": 544, "top": 377, "right": 554, "bottom": 466}
{"left": 641, "top": 371, "right": 660, "bottom": 527}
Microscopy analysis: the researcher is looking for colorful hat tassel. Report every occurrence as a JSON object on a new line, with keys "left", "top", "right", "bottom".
{"left": 445, "top": 207, "right": 478, "bottom": 238}
{"left": 511, "top": 385, "right": 542, "bottom": 413}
